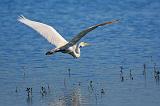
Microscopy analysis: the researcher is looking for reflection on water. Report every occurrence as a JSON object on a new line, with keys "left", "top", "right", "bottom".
{"left": 26, "top": 96, "right": 32, "bottom": 106}
{"left": 50, "top": 87, "right": 82, "bottom": 106}
{"left": 1, "top": 62, "right": 160, "bottom": 106}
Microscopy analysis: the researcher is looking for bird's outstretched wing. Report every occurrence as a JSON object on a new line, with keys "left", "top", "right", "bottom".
{"left": 61, "top": 20, "right": 119, "bottom": 49}
{"left": 18, "top": 15, "right": 68, "bottom": 47}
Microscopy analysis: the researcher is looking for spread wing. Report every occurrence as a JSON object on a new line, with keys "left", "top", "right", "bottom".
{"left": 18, "top": 15, "right": 68, "bottom": 47}
{"left": 62, "top": 20, "right": 119, "bottom": 49}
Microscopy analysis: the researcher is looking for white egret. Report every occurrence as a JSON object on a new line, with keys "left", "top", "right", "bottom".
{"left": 18, "top": 16, "right": 118, "bottom": 58}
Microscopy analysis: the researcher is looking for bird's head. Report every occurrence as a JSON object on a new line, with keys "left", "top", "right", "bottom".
{"left": 79, "top": 42, "right": 90, "bottom": 48}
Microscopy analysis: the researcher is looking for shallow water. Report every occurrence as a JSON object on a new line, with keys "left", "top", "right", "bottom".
{"left": 0, "top": 0, "right": 160, "bottom": 106}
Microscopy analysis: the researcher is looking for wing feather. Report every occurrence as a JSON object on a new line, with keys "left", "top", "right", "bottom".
{"left": 18, "top": 15, "right": 68, "bottom": 47}
{"left": 61, "top": 20, "right": 119, "bottom": 49}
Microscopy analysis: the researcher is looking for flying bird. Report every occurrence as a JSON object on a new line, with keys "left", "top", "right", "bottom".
{"left": 18, "top": 16, "right": 118, "bottom": 58}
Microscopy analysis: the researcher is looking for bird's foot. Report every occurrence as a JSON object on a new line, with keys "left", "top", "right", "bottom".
{"left": 45, "top": 51, "right": 53, "bottom": 55}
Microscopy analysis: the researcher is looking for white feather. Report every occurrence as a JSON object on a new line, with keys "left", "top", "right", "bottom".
{"left": 18, "top": 15, "right": 68, "bottom": 47}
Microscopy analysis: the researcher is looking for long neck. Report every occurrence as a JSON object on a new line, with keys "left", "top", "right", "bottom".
{"left": 75, "top": 44, "right": 80, "bottom": 54}
{"left": 72, "top": 44, "right": 80, "bottom": 58}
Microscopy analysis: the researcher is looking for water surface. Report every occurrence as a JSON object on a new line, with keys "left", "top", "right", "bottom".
{"left": 0, "top": 0, "right": 160, "bottom": 106}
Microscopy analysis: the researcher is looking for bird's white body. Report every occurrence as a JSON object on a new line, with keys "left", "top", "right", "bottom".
{"left": 52, "top": 44, "right": 81, "bottom": 58}
{"left": 68, "top": 45, "right": 80, "bottom": 58}
{"left": 18, "top": 15, "right": 118, "bottom": 58}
